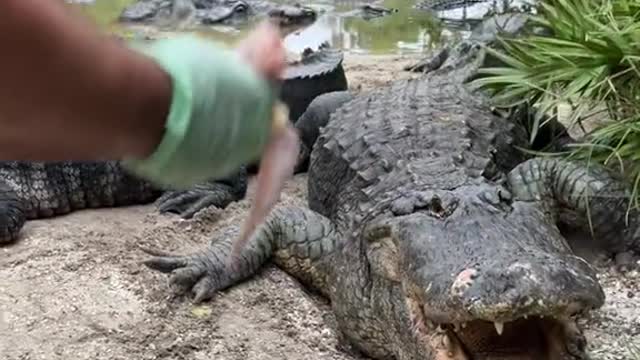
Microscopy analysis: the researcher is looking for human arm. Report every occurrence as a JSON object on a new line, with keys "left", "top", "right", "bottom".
{"left": 0, "top": 0, "right": 171, "bottom": 160}
{"left": 0, "top": 1, "right": 286, "bottom": 188}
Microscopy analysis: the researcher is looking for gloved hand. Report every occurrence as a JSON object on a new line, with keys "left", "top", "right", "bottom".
{"left": 122, "top": 24, "right": 285, "bottom": 189}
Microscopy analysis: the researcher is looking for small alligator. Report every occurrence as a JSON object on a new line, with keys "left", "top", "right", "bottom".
{"left": 120, "top": 0, "right": 317, "bottom": 27}
{"left": 143, "top": 13, "right": 632, "bottom": 359}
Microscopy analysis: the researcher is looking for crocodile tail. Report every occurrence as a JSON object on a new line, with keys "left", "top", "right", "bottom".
{"left": 0, "top": 178, "right": 26, "bottom": 244}
{"left": 0, "top": 161, "right": 160, "bottom": 243}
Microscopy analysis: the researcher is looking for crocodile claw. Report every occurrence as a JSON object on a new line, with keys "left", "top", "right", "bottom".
{"left": 141, "top": 245, "right": 228, "bottom": 303}
{"left": 140, "top": 249, "right": 189, "bottom": 274}
{"left": 156, "top": 188, "right": 227, "bottom": 219}
{"left": 191, "top": 276, "right": 218, "bottom": 303}
{"left": 168, "top": 264, "right": 206, "bottom": 289}
{"left": 156, "top": 169, "right": 247, "bottom": 219}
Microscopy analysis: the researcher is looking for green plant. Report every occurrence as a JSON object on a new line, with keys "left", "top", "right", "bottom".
{"left": 470, "top": 0, "right": 640, "bottom": 205}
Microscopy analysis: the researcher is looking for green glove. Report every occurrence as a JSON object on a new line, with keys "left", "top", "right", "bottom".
{"left": 122, "top": 35, "right": 275, "bottom": 189}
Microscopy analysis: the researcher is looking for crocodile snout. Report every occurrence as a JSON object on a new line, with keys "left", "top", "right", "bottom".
{"left": 384, "top": 204, "right": 605, "bottom": 358}
{"left": 406, "top": 250, "right": 602, "bottom": 359}
{"left": 389, "top": 209, "right": 605, "bottom": 324}
{"left": 443, "top": 254, "right": 604, "bottom": 322}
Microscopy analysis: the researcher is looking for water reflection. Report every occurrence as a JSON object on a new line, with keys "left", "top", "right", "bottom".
{"left": 75, "top": 0, "right": 525, "bottom": 54}
{"left": 73, "top": 0, "right": 138, "bottom": 27}
{"left": 282, "top": 0, "right": 453, "bottom": 54}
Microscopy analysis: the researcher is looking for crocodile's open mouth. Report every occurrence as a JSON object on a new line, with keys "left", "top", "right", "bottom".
{"left": 406, "top": 297, "right": 588, "bottom": 359}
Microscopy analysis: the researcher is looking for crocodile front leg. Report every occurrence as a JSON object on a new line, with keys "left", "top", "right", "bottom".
{"left": 143, "top": 206, "right": 341, "bottom": 302}
{"left": 506, "top": 157, "right": 639, "bottom": 254}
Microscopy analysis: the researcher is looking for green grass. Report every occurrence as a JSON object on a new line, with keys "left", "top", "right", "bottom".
{"left": 470, "top": 0, "right": 640, "bottom": 206}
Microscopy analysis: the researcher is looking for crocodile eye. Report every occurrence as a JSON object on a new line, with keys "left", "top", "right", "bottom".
{"left": 235, "top": 4, "right": 247, "bottom": 12}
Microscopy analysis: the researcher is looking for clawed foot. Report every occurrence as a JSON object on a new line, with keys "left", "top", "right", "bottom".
{"left": 156, "top": 184, "right": 237, "bottom": 219}
{"left": 141, "top": 245, "right": 227, "bottom": 303}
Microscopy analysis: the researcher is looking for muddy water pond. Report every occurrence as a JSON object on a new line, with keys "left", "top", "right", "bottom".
{"left": 72, "top": 0, "right": 508, "bottom": 55}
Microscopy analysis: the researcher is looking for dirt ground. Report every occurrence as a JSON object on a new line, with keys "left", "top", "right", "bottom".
{"left": 1, "top": 54, "right": 639, "bottom": 360}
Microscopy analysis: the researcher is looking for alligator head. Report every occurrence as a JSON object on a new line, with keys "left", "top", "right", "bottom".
{"left": 362, "top": 184, "right": 604, "bottom": 359}
{"left": 267, "top": 3, "right": 317, "bottom": 28}
{"left": 199, "top": 0, "right": 316, "bottom": 26}
{"left": 358, "top": 4, "right": 399, "bottom": 20}
{"left": 196, "top": 0, "right": 253, "bottom": 24}
{"left": 120, "top": 0, "right": 317, "bottom": 28}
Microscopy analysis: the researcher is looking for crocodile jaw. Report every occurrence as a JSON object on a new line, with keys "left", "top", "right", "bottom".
{"left": 405, "top": 296, "right": 589, "bottom": 359}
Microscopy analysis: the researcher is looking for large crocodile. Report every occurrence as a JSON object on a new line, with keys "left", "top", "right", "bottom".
{"left": 119, "top": 0, "right": 317, "bottom": 27}
{"left": 142, "top": 13, "right": 632, "bottom": 359}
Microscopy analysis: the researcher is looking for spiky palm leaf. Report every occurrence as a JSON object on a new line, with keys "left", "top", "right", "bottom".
{"left": 471, "top": 0, "right": 640, "bottom": 204}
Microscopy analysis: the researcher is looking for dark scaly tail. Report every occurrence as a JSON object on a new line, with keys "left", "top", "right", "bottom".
{"left": 0, "top": 161, "right": 159, "bottom": 243}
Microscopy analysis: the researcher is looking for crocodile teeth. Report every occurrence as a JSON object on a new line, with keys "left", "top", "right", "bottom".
{"left": 442, "top": 334, "right": 454, "bottom": 356}
{"left": 494, "top": 322, "right": 504, "bottom": 335}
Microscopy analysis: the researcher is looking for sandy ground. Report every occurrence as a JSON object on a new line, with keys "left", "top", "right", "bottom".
{"left": 1, "top": 53, "right": 639, "bottom": 360}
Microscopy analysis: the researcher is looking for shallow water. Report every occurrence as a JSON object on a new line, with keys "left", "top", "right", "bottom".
{"left": 281, "top": 0, "right": 448, "bottom": 55}
{"left": 75, "top": 0, "right": 527, "bottom": 54}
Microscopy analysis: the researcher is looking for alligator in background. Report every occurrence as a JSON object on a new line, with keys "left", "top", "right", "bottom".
{"left": 404, "top": 12, "right": 529, "bottom": 73}
{"left": 243, "top": 42, "right": 348, "bottom": 174}
{"left": 342, "top": 4, "right": 400, "bottom": 20}
{"left": 0, "top": 43, "right": 346, "bottom": 245}
{"left": 280, "top": 43, "right": 348, "bottom": 124}
{"left": 415, "top": 0, "right": 535, "bottom": 28}
{"left": 406, "top": 9, "right": 558, "bottom": 82}
{"left": 142, "top": 13, "right": 638, "bottom": 359}
{"left": 0, "top": 162, "right": 248, "bottom": 245}
{"left": 244, "top": 42, "right": 348, "bottom": 174}
{"left": 119, "top": 0, "right": 317, "bottom": 27}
